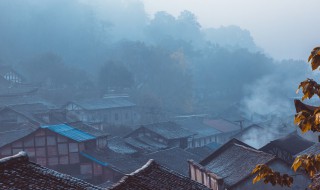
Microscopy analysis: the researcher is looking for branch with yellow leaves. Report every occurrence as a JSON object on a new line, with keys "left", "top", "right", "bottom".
{"left": 297, "top": 79, "right": 320, "bottom": 101}
{"left": 252, "top": 164, "right": 293, "bottom": 187}
{"left": 252, "top": 154, "right": 320, "bottom": 190}
{"left": 294, "top": 108, "right": 320, "bottom": 133}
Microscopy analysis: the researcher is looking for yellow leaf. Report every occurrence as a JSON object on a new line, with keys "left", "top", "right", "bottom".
{"left": 253, "top": 175, "right": 261, "bottom": 184}
{"left": 301, "top": 122, "right": 312, "bottom": 133}
{"left": 315, "top": 113, "right": 320, "bottom": 125}
{"left": 292, "top": 159, "right": 302, "bottom": 171}
{"left": 308, "top": 54, "right": 313, "bottom": 62}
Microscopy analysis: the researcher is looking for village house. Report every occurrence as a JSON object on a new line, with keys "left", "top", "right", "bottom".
{"left": 295, "top": 142, "right": 320, "bottom": 156}
{"left": 203, "top": 118, "right": 241, "bottom": 144}
{"left": 63, "top": 97, "right": 139, "bottom": 129}
{"left": 294, "top": 99, "right": 320, "bottom": 142}
{"left": 106, "top": 136, "right": 139, "bottom": 155}
{"left": 140, "top": 147, "right": 202, "bottom": 176}
{"left": 81, "top": 148, "right": 146, "bottom": 183}
{"left": 108, "top": 159, "right": 211, "bottom": 190}
{"left": 80, "top": 146, "right": 204, "bottom": 183}
{"left": 0, "top": 123, "right": 108, "bottom": 183}
{"left": 188, "top": 138, "right": 310, "bottom": 190}
{"left": 0, "top": 151, "right": 103, "bottom": 190}
{"left": 175, "top": 116, "right": 222, "bottom": 148}
{"left": 125, "top": 121, "right": 195, "bottom": 150}
{"left": 186, "top": 142, "right": 221, "bottom": 158}
{"left": 0, "top": 65, "right": 39, "bottom": 97}
{"left": 260, "top": 132, "right": 314, "bottom": 164}
{"left": 0, "top": 65, "right": 25, "bottom": 84}
{"left": 0, "top": 103, "right": 73, "bottom": 127}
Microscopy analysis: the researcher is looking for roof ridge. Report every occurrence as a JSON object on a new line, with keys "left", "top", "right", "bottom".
{"left": 200, "top": 138, "right": 255, "bottom": 165}
{"left": 128, "top": 159, "right": 156, "bottom": 176}
{"left": 233, "top": 143, "right": 274, "bottom": 157}
{"left": 0, "top": 151, "right": 29, "bottom": 165}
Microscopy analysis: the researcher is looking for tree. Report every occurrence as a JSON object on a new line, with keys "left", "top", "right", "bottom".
{"left": 98, "top": 61, "right": 134, "bottom": 94}
{"left": 252, "top": 47, "right": 320, "bottom": 189}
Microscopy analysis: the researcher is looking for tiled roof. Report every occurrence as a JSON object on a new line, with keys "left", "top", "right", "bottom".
{"left": 0, "top": 123, "right": 38, "bottom": 147}
{"left": 41, "top": 124, "right": 96, "bottom": 142}
{"left": 107, "top": 137, "right": 138, "bottom": 154}
{"left": 68, "top": 98, "right": 135, "bottom": 110}
{"left": 175, "top": 117, "right": 221, "bottom": 138}
{"left": 124, "top": 137, "right": 165, "bottom": 152}
{"left": 200, "top": 139, "right": 275, "bottom": 187}
{"left": 143, "top": 121, "right": 195, "bottom": 140}
{"left": 0, "top": 96, "right": 50, "bottom": 107}
{"left": 295, "top": 143, "right": 320, "bottom": 157}
{"left": 109, "top": 159, "right": 210, "bottom": 190}
{"left": 141, "top": 147, "right": 202, "bottom": 176}
{"left": 186, "top": 145, "right": 217, "bottom": 159}
{"left": 260, "top": 132, "right": 314, "bottom": 155}
{"left": 0, "top": 151, "right": 103, "bottom": 190}
{"left": 81, "top": 150, "right": 145, "bottom": 174}
{"left": 203, "top": 118, "right": 241, "bottom": 133}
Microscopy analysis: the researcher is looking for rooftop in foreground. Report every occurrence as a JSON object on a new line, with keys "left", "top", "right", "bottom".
{"left": 0, "top": 151, "right": 103, "bottom": 190}
{"left": 109, "top": 159, "right": 210, "bottom": 190}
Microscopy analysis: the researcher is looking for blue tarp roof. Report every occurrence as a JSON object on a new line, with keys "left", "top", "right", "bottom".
{"left": 80, "top": 152, "right": 108, "bottom": 166}
{"left": 41, "top": 124, "right": 96, "bottom": 142}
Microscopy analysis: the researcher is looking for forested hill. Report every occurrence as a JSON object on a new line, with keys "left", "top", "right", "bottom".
{"left": 0, "top": 0, "right": 310, "bottom": 116}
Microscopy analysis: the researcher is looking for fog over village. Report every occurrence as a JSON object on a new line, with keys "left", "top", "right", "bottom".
{"left": 0, "top": 1, "right": 319, "bottom": 190}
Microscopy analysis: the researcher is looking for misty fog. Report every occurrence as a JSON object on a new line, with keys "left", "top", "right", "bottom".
{"left": 0, "top": 0, "right": 312, "bottom": 117}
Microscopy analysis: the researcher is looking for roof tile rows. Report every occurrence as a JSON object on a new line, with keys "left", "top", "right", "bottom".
{"left": 260, "top": 132, "right": 314, "bottom": 155}
{"left": 109, "top": 159, "right": 210, "bottom": 190}
{"left": 0, "top": 151, "right": 103, "bottom": 190}
{"left": 143, "top": 121, "right": 195, "bottom": 140}
{"left": 200, "top": 139, "right": 275, "bottom": 188}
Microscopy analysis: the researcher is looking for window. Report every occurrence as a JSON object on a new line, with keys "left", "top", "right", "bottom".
{"left": 35, "top": 136, "right": 46, "bottom": 146}
{"left": 47, "top": 136, "right": 56, "bottom": 146}
{"left": 59, "top": 156, "right": 69, "bottom": 165}
{"left": 36, "top": 147, "right": 46, "bottom": 157}
{"left": 47, "top": 146, "right": 57, "bottom": 156}
{"left": 69, "top": 153, "right": 79, "bottom": 164}
{"left": 115, "top": 113, "right": 119, "bottom": 121}
{"left": 58, "top": 144, "right": 68, "bottom": 155}
{"left": 68, "top": 143, "right": 78, "bottom": 153}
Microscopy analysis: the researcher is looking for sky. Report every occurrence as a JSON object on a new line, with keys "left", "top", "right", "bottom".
{"left": 142, "top": 0, "right": 319, "bottom": 60}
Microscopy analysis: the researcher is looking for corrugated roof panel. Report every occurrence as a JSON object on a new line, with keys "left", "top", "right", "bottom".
{"left": 41, "top": 124, "right": 96, "bottom": 142}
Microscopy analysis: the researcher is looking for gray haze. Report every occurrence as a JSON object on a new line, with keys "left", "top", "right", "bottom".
{"left": 142, "top": 0, "right": 320, "bottom": 60}
{"left": 0, "top": 0, "right": 314, "bottom": 117}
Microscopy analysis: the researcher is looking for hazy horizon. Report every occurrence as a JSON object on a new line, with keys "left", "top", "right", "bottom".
{"left": 142, "top": 0, "right": 320, "bottom": 60}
